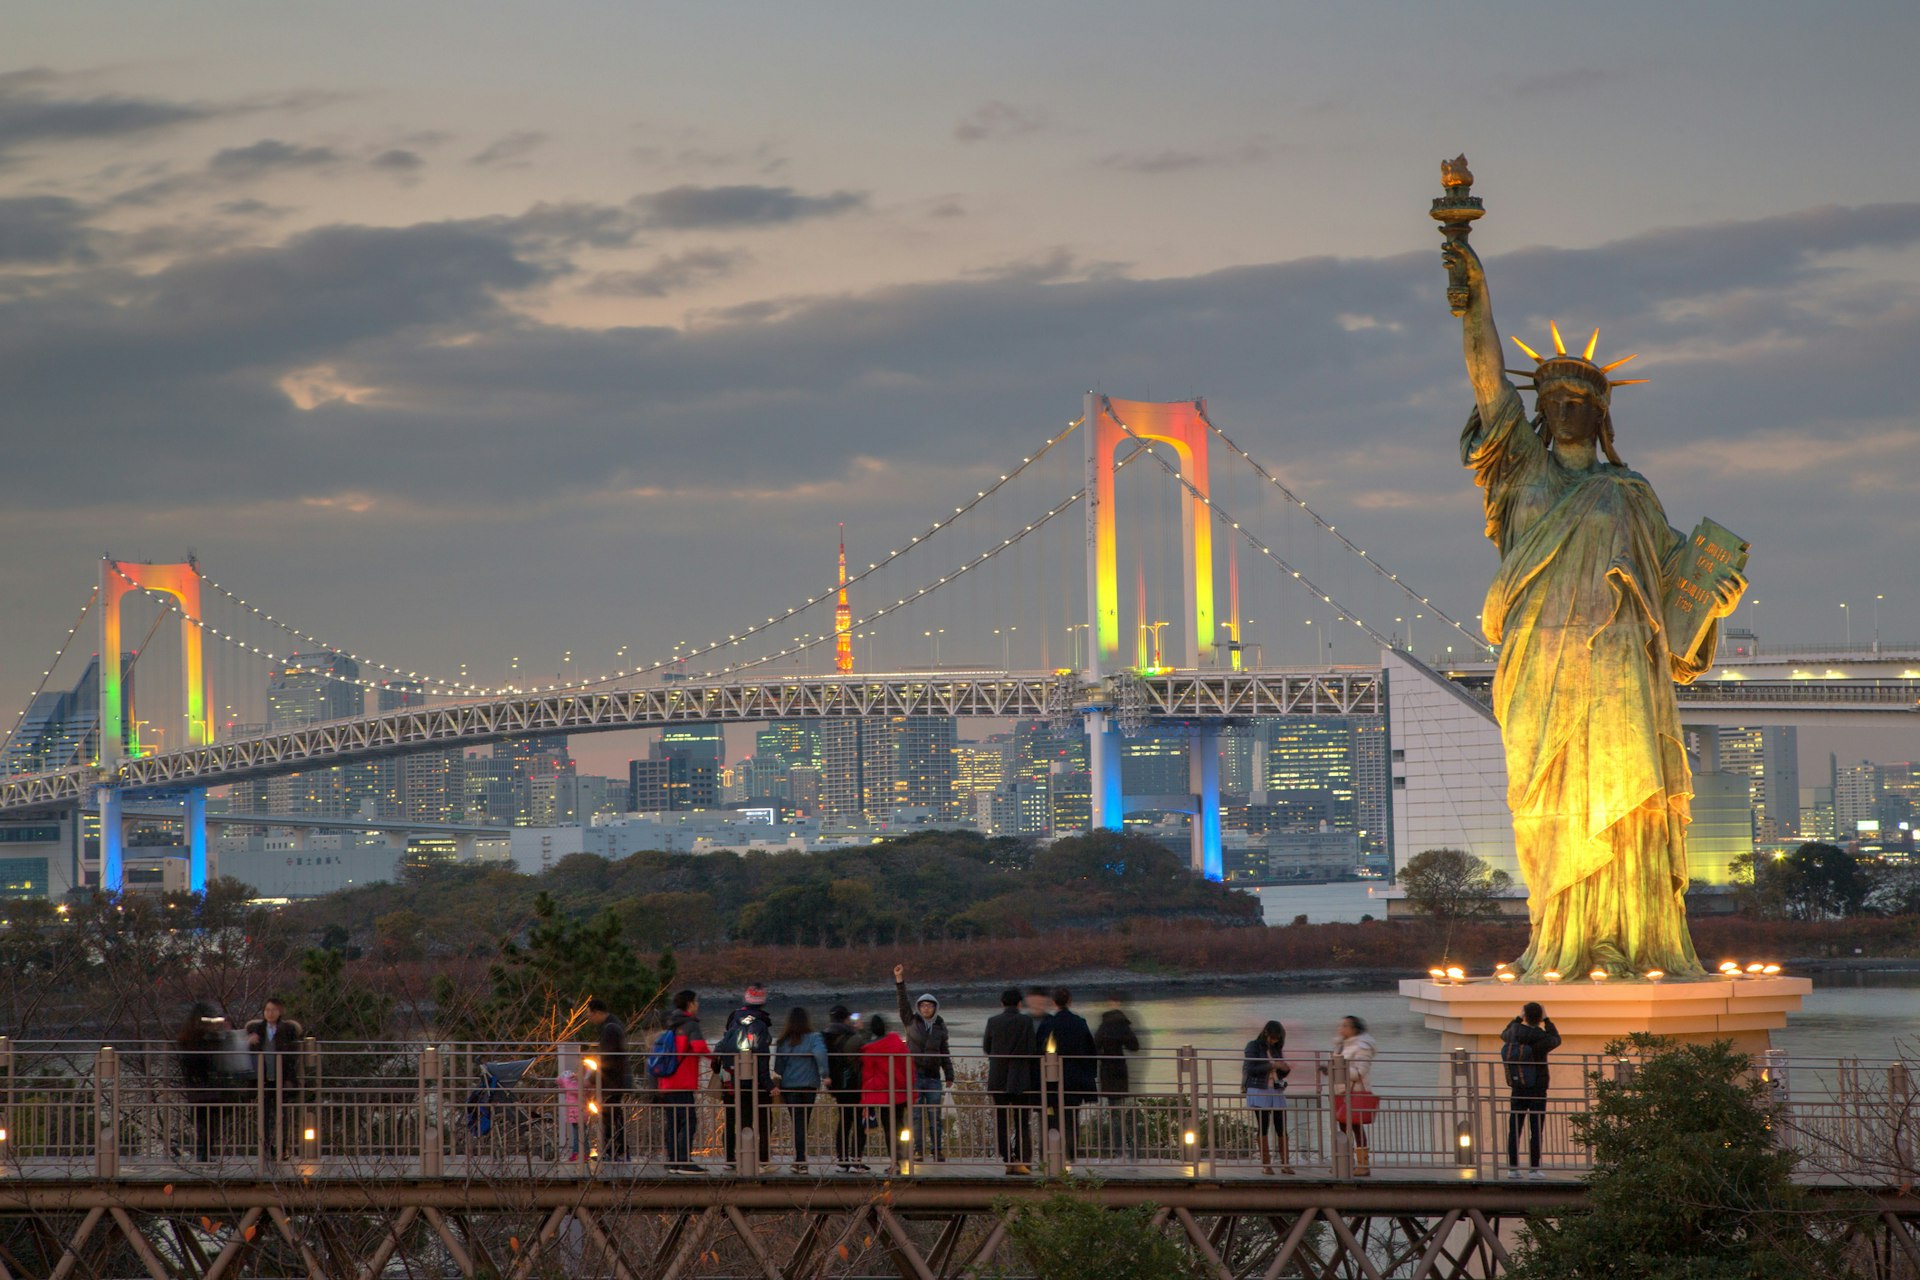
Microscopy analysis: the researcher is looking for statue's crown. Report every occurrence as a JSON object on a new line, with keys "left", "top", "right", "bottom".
{"left": 1507, "top": 322, "right": 1646, "bottom": 400}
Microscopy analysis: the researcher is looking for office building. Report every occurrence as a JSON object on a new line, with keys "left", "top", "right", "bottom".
{"left": 953, "top": 741, "right": 1009, "bottom": 811}
{"left": 1716, "top": 726, "right": 1800, "bottom": 842}
{"left": 2, "top": 655, "right": 109, "bottom": 774}
{"left": 267, "top": 652, "right": 362, "bottom": 726}
{"left": 820, "top": 717, "right": 959, "bottom": 823}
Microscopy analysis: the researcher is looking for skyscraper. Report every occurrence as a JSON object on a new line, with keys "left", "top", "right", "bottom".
{"left": 819, "top": 717, "right": 959, "bottom": 822}
{"left": 1717, "top": 726, "right": 1800, "bottom": 843}
{"left": 1264, "top": 718, "right": 1357, "bottom": 833}
{"left": 267, "top": 652, "right": 362, "bottom": 726}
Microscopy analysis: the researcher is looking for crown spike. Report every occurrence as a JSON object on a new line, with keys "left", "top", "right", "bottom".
{"left": 1583, "top": 328, "right": 1600, "bottom": 360}
{"left": 1511, "top": 335, "right": 1544, "bottom": 361}
{"left": 1600, "top": 353, "right": 1639, "bottom": 373}
{"left": 1609, "top": 378, "right": 1649, "bottom": 387}
{"left": 1549, "top": 321, "right": 1567, "bottom": 355}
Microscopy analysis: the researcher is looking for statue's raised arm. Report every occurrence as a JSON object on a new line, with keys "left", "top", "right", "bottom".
{"left": 1441, "top": 239, "right": 1514, "bottom": 423}
{"left": 1429, "top": 158, "right": 1513, "bottom": 423}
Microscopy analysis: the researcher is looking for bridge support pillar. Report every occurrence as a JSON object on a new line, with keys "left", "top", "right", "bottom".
{"left": 1188, "top": 727, "right": 1222, "bottom": 881}
{"left": 98, "top": 787, "right": 124, "bottom": 893}
{"left": 185, "top": 788, "right": 208, "bottom": 893}
{"left": 1086, "top": 710, "right": 1123, "bottom": 832}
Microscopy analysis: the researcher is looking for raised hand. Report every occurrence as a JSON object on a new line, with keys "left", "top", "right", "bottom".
{"left": 892, "top": 964, "right": 905, "bottom": 983}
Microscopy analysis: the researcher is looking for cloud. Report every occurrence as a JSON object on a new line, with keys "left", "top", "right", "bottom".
{"left": 206, "top": 138, "right": 343, "bottom": 178}
{"left": 0, "top": 70, "right": 229, "bottom": 162}
{"left": 370, "top": 148, "right": 425, "bottom": 173}
{"left": 963, "top": 247, "right": 1128, "bottom": 284}
{"left": 0, "top": 195, "right": 97, "bottom": 264}
{"left": 953, "top": 102, "right": 1049, "bottom": 143}
{"left": 630, "top": 184, "right": 866, "bottom": 230}
{"left": 585, "top": 248, "right": 750, "bottom": 297}
{"left": 4, "top": 198, "right": 1920, "bottom": 680}
{"left": 1095, "top": 139, "right": 1275, "bottom": 175}
{"left": 468, "top": 130, "right": 547, "bottom": 167}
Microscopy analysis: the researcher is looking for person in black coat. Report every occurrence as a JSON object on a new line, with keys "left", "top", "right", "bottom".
{"left": 1093, "top": 1003, "right": 1143, "bottom": 1157}
{"left": 176, "top": 1002, "right": 231, "bottom": 1162}
{"left": 983, "top": 987, "right": 1038, "bottom": 1174}
{"left": 893, "top": 964, "right": 956, "bottom": 1161}
{"left": 823, "top": 1006, "right": 870, "bottom": 1171}
{"left": 1037, "top": 986, "right": 1098, "bottom": 1163}
{"left": 244, "top": 997, "right": 303, "bottom": 1160}
{"left": 1501, "top": 1001, "right": 1562, "bottom": 1177}
{"left": 586, "top": 997, "right": 631, "bottom": 1160}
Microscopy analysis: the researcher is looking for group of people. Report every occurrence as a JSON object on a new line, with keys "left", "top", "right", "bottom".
{"left": 579, "top": 971, "right": 966, "bottom": 1175}
{"left": 182, "top": 988, "right": 1563, "bottom": 1178}
{"left": 173, "top": 996, "right": 305, "bottom": 1161}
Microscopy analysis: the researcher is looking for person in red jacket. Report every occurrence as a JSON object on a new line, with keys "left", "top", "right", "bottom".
{"left": 655, "top": 990, "right": 710, "bottom": 1175}
{"left": 860, "top": 1014, "right": 912, "bottom": 1171}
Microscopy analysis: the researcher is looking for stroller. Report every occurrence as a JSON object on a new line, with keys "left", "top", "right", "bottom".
{"left": 463, "top": 1058, "right": 554, "bottom": 1158}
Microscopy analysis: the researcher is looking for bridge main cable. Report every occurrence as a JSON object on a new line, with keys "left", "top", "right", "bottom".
{"left": 1198, "top": 404, "right": 1490, "bottom": 654}
{"left": 189, "top": 418, "right": 1089, "bottom": 698}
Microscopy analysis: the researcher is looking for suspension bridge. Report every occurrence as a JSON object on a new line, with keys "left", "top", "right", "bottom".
{"left": 1, "top": 394, "right": 1913, "bottom": 896}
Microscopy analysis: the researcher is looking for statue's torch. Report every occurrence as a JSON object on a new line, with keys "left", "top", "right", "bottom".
{"left": 1431, "top": 154, "right": 1485, "bottom": 316}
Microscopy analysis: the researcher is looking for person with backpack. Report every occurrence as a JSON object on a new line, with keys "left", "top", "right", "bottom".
{"left": 651, "top": 989, "right": 708, "bottom": 1174}
{"left": 1501, "top": 1001, "right": 1561, "bottom": 1178}
{"left": 1037, "top": 986, "right": 1098, "bottom": 1165}
{"left": 823, "top": 1006, "right": 869, "bottom": 1172}
{"left": 860, "top": 1014, "right": 913, "bottom": 1171}
{"left": 892, "top": 964, "right": 955, "bottom": 1162}
{"left": 712, "top": 984, "right": 775, "bottom": 1169}
{"left": 1243, "top": 1019, "right": 1293, "bottom": 1175}
{"left": 773, "top": 1007, "right": 829, "bottom": 1173}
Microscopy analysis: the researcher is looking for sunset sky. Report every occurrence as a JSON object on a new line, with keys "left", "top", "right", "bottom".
{"left": 5, "top": 2, "right": 1918, "bottom": 771}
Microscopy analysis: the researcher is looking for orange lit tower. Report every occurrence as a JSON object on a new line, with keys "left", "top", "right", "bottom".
{"left": 835, "top": 524, "right": 854, "bottom": 673}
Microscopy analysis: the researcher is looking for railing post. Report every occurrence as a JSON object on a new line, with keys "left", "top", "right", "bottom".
{"left": 301, "top": 1037, "right": 320, "bottom": 1161}
{"left": 255, "top": 1041, "right": 269, "bottom": 1175}
{"left": 736, "top": 1051, "right": 759, "bottom": 1177}
{"left": 0, "top": 1036, "right": 12, "bottom": 1162}
{"left": 1200, "top": 1054, "right": 1217, "bottom": 1178}
{"left": 418, "top": 1046, "right": 442, "bottom": 1177}
{"left": 1450, "top": 1047, "right": 1481, "bottom": 1174}
{"left": 94, "top": 1046, "right": 118, "bottom": 1178}
{"left": 1041, "top": 1050, "right": 1065, "bottom": 1177}
{"left": 1182, "top": 1045, "right": 1202, "bottom": 1174}
{"left": 1329, "top": 1052, "right": 1352, "bottom": 1179}
{"left": 1888, "top": 1062, "right": 1911, "bottom": 1183}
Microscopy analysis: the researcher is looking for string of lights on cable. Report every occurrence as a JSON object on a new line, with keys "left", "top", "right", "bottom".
{"left": 1101, "top": 398, "right": 1418, "bottom": 654}
{"left": 0, "top": 587, "right": 98, "bottom": 765}
{"left": 700, "top": 484, "right": 1093, "bottom": 679}
{"left": 126, "top": 417, "right": 1092, "bottom": 702}
{"left": 1197, "top": 406, "right": 1488, "bottom": 653}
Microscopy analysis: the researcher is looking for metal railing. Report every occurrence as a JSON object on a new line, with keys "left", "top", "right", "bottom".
{"left": 0, "top": 1038, "right": 1911, "bottom": 1185}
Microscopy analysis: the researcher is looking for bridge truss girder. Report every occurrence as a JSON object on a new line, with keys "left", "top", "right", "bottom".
{"left": 0, "top": 670, "right": 1385, "bottom": 814}
{"left": 3, "top": 1180, "right": 1917, "bottom": 1280}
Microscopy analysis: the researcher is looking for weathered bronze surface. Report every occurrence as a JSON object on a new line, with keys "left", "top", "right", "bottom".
{"left": 1439, "top": 162, "right": 1747, "bottom": 980}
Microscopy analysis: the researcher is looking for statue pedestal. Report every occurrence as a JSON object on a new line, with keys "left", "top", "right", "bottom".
{"left": 1400, "top": 974, "right": 1812, "bottom": 1060}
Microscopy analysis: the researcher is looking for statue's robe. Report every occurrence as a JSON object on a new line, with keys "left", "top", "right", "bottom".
{"left": 1463, "top": 386, "right": 1715, "bottom": 977}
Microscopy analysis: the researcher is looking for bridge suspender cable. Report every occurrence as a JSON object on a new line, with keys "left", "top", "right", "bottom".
{"left": 184, "top": 419, "right": 1091, "bottom": 699}
{"left": 1197, "top": 405, "right": 1490, "bottom": 655}
{"left": 1101, "top": 398, "right": 1427, "bottom": 655}
{"left": 0, "top": 587, "right": 98, "bottom": 766}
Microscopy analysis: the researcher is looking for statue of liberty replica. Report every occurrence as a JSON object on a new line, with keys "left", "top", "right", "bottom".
{"left": 1434, "top": 158, "right": 1748, "bottom": 981}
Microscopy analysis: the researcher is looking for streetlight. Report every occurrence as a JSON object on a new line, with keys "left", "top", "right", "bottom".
{"left": 1874, "top": 594, "right": 1884, "bottom": 652}
{"left": 993, "top": 626, "right": 1017, "bottom": 670}
{"left": 1840, "top": 602, "right": 1850, "bottom": 648}
{"left": 1065, "top": 623, "right": 1089, "bottom": 672}
{"left": 924, "top": 629, "right": 944, "bottom": 666}
{"left": 1139, "top": 621, "right": 1170, "bottom": 670}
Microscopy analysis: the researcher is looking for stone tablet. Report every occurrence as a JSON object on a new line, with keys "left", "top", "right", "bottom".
{"left": 1665, "top": 518, "right": 1748, "bottom": 662}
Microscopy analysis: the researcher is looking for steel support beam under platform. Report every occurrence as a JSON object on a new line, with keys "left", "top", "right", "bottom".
{"left": 1, "top": 1179, "right": 1916, "bottom": 1280}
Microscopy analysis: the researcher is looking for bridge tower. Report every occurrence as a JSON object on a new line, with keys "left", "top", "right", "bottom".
{"left": 98, "top": 558, "right": 213, "bottom": 893}
{"left": 1082, "top": 394, "right": 1224, "bottom": 880}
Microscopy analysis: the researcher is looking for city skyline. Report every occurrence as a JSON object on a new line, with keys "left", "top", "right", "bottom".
{"left": 3, "top": 5, "right": 1919, "bottom": 784}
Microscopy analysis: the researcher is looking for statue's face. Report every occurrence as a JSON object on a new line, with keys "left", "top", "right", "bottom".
{"left": 1540, "top": 390, "right": 1604, "bottom": 448}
